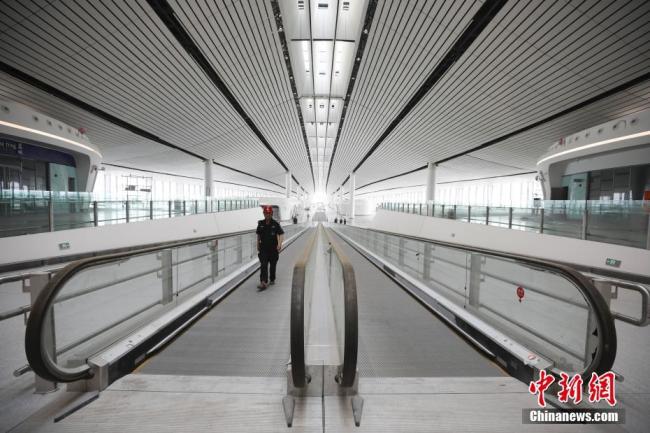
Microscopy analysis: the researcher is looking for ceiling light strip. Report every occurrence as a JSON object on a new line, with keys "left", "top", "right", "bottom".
{"left": 0, "top": 120, "right": 102, "bottom": 157}
{"left": 270, "top": 0, "right": 316, "bottom": 192}
{"left": 537, "top": 131, "right": 650, "bottom": 166}
{"left": 325, "top": 0, "right": 379, "bottom": 190}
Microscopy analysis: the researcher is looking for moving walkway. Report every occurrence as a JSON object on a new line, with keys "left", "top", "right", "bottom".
{"left": 18, "top": 222, "right": 622, "bottom": 431}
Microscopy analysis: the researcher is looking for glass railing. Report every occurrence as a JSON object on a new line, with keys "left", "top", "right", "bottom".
{"left": 332, "top": 224, "right": 616, "bottom": 380}
{"left": 379, "top": 201, "right": 650, "bottom": 249}
{"left": 0, "top": 191, "right": 259, "bottom": 238}
{"left": 24, "top": 223, "right": 305, "bottom": 383}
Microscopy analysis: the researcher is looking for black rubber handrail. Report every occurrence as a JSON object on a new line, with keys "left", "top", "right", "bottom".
{"left": 289, "top": 227, "right": 318, "bottom": 387}
{"left": 323, "top": 227, "right": 358, "bottom": 387}
{"left": 24, "top": 227, "right": 263, "bottom": 383}
{"left": 335, "top": 225, "right": 617, "bottom": 379}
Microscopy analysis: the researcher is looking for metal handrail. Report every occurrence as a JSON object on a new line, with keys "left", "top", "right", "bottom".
{"left": 590, "top": 276, "right": 650, "bottom": 326}
{"left": 24, "top": 228, "right": 259, "bottom": 383}
{"left": 323, "top": 227, "right": 358, "bottom": 387}
{"left": 289, "top": 227, "right": 318, "bottom": 388}
{"left": 335, "top": 224, "right": 617, "bottom": 379}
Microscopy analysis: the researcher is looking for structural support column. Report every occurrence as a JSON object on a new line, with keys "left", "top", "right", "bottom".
{"left": 425, "top": 162, "right": 437, "bottom": 203}
{"left": 285, "top": 171, "right": 292, "bottom": 198}
{"left": 350, "top": 172, "right": 356, "bottom": 219}
{"left": 204, "top": 159, "right": 214, "bottom": 198}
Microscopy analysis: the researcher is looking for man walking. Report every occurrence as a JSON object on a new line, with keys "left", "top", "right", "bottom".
{"left": 256, "top": 205, "right": 284, "bottom": 289}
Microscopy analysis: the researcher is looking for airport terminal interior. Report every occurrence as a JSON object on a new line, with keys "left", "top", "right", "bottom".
{"left": 1, "top": 0, "right": 650, "bottom": 432}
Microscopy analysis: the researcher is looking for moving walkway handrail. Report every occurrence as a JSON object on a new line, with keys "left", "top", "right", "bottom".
{"left": 289, "top": 224, "right": 358, "bottom": 388}
{"left": 24, "top": 227, "right": 262, "bottom": 383}
{"left": 335, "top": 225, "right": 617, "bottom": 379}
{"left": 323, "top": 227, "right": 358, "bottom": 387}
{"left": 289, "top": 228, "right": 318, "bottom": 387}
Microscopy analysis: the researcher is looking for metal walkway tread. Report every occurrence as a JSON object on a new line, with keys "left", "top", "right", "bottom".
{"left": 329, "top": 229, "right": 504, "bottom": 378}
{"left": 10, "top": 375, "right": 625, "bottom": 432}
{"left": 137, "top": 228, "right": 314, "bottom": 377}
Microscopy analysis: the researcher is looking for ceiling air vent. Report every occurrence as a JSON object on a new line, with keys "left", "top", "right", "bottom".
{"left": 342, "top": 1, "right": 350, "bottom": 11}
{"left": 318, "top": 2, "right": 328, "bottom": 9}
{"left": 298, "top": 0, "right": 305, "bottom": 10}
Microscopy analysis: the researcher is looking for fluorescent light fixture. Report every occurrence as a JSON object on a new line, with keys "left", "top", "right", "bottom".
{"left": 0, "top": 119, "right": 103, "bottom": 158}
{"left": 536, "top": 130, "right": 650, "bottom": 166}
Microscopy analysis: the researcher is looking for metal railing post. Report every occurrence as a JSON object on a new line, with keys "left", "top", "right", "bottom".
{"left": 468, "top": 254, "right": 482, "bottom": 308}
{"left": 210, "top": 240, "right": 219, "bottom": 281}
{"left": 168, "top": 200, "right": 172, "bottom": 218}
{"left": 508, "top": 207, "right": 513, "bottom": 229}
{"left": 195, "top": 200, "right": 198, "bottom": 214}
{"left": 93, "top": 201, "right": 98, "bottom": 227}
{"left": 160, "top": 249, "right": 173, "bottom": 304}
{"left": 646, "top": 215, "right": 650, "bottom": 250}
{"left": 485, "top": 206, "right": 490, "bottom": 225}
{"left": 149, "top": 200, "right": 154, "bottom": 220}
{"left": 205, "top": 199, "right": 208, "bottom": 213}
{"left": 540, "top": 208, "right": 545, "bottom": 234}
{"left": 183, "top": 200, "right": 186, "bottom": 216}
{"left": 125, "top": 200, "right": 130, "bottom": 223}
{"left": 236, "top": 234, "right": 243, "bottom": 264}
{"left": 423, "top": 243, "right": 432, "bottom": 281}
{"left": 23, "top": 273, "right": 57, "bottom": 393}
{"left": 441, "top": 204, "right": 445, "bottom": 218}
{"left": 48, "top": 197, "right": 54, "bottom": 232}
{"left": 582, "top": 208, "right": 588, "bottom": 240}
{"left": 398, "top": 238, "right": 405, "bottom": 266}
{"left": 468, "top": 205, "right": 471, "bottom": 223}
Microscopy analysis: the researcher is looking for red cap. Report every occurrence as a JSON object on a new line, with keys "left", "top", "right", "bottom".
{"left": 262, "top": 205, "right": 273, "bottom": 214}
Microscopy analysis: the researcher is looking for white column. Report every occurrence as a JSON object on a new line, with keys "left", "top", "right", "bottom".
{"left": 350, "top": 172, "right": 356, "bottom": 219}
{"left": 285, "top": 171, "right": 292, "bottom": 198}
{"left": 204, "top": 159, "right": 214, "bottom": 197}
{"left": 425, "top": 162, "right": 437, "bottom": 203}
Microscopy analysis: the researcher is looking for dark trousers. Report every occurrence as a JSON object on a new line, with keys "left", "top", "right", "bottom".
{"left": 259, "top": 250, "right": 278, "bottom": 283}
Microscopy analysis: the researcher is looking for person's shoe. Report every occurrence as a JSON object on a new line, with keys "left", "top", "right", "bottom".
{"left": 257, "top": 282, "right": 267, "bottom": 290}
{"left": 269, "top": 280, "right": 275, "bottom": 285}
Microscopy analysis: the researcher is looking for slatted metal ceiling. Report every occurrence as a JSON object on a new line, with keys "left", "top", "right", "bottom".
{"left": 327, "top": 0, "right": 483, "bottom": 189}
{"left": 353, "top": 79, "right": 650, "bottom": 195}
{"left": 329, "top": 0, "right": 650, "bottom": 192}
{"left": 168, "top": 0, "right": 313, "bottom": 189}
{"left": 0, "top": 0, "right": 305, "bottom": 190}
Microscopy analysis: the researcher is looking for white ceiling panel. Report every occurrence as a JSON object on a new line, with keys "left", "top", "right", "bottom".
{"left": 310, "top": 0, "right": 337, "bottom": 39}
